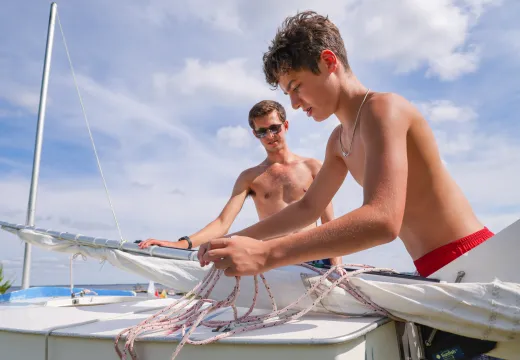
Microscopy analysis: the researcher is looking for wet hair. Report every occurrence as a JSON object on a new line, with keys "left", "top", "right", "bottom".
{"left": 248, "top": 100, "right": 287, "bottom": 129}
{"left": 263, "top": 10, "right": 350, "bottom": 88}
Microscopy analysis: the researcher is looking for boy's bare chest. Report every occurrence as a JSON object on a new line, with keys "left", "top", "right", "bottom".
{"left": 250, "top": 164, "right": 313, "bottom": 200}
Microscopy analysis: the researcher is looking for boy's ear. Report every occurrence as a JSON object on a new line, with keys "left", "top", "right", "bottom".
{"left": 321, "top": 50, "right": 338, "bottom": 73}
{"left": 284, "top": 120, "right": 290, "bottom": 131}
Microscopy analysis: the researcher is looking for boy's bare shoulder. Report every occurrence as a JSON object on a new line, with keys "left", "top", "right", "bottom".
{"left": 324, "top": 124, "right": 343, "bottom": 155}
{"left": 239, "top": 159, "right": 273, "bottom": 179}
{"left": 362, "top": 92, "right": 416, "bottom": 132}
{"left": 366, "top": 92, "right": 411, "bottom": 114}
{"left": 302, "top": 157, "right": 323, "bottom": 171}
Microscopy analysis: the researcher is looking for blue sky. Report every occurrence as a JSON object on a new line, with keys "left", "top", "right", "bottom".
{"left": 1, "top": 0, "right": 519, "bottom": 286}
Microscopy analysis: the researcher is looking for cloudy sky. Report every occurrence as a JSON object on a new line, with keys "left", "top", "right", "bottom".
{"left": 1, "top": 0, "right": 519, "bottom": 286}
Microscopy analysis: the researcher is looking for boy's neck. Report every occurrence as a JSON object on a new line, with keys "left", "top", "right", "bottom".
{"left": 266, "top": 146, "right": 296, "bottom": 165}
{"left": 335, "top": 73, "right": 370, "bottom": 128}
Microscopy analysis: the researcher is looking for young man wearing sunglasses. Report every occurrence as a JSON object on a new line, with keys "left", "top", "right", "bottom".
{"left": 139, "top": 100, "right": 342, "bottom": 269}
{"left": 198, "top": 11, "right": 492, "bottom": 279}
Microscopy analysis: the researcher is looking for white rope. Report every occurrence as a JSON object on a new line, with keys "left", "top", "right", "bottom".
{"left": 56, "top": 10, "right": 125, "bottom": 246}
{"left": 115, "top": 264, "right": 404, "bottom": 360}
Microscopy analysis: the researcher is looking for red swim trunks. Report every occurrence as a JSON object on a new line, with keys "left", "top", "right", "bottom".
{"left": 414, "top": 227, "right": 494, "bottom": 278}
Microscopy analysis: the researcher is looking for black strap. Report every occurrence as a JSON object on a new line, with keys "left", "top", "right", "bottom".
{"left": 178, "top": 236, "right": 192, "bottom": 250}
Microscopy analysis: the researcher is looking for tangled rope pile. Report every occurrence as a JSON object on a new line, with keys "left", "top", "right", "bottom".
{"left": 114, "top": 264, "right": 401, "bottom": 360}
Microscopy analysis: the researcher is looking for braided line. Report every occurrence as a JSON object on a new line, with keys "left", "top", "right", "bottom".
{"left": 114, "top": 264, "right": 401, "bottom": 360}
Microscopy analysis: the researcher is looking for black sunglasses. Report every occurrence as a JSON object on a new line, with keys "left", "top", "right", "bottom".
{"left": 254, "top": 124, "right": 283, "bottom": 138}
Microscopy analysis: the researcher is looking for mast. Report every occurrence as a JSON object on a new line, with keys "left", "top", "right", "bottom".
{"left": 21, "top": 2, "right": 58, "bottom": 289}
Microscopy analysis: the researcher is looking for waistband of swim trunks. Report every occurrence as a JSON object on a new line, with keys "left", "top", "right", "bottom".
{"left": 414, "top": 227, "right": 494, "bottom": 278}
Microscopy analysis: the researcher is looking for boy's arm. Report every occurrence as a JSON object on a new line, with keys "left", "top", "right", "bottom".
{"left": 205, "top": 95, "right": 410, "bottom": 276}
{"left": 186, "top": 170, "right": 251, "bottom": 247}
{"left": 139, "top": 171, "right": 250, "bottom": 249}
{"left": 320, "top": 204, "right": 342, "bottom": 266}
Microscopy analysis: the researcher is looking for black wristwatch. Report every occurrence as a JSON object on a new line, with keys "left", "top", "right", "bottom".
{"left": 178, "top": 236, "right": 192, "bottom": 250}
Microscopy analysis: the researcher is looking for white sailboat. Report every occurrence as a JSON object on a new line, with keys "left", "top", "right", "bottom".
{"left": 1, "top": 3, "right": 519, "bottom": 360}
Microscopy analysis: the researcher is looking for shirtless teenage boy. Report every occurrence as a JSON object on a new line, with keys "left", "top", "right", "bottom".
{"left": 139, "top": 100, "right": 342, "bottom": 268}
{"left": 199, "top": 11, "right": 493, "bottom": 278}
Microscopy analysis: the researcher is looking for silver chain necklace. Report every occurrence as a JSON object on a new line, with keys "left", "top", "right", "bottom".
{"left": 339, "top": 88, "right": 371, "bottom": 157}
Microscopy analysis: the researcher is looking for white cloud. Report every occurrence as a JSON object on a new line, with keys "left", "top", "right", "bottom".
{"left": 240, "top": 0, "right": 499, "bottom": 80}
{"left": 338, "top": 0, "right": 496, "bottom": 80}
{"left": 156, "top": 58, "right": 271, "bottom": 104}
{"left": 139, "top": 0, "right": 242, "bottom": 33}
{"left": 62, "top": 74, "right": 193, "bottom": 141}
{"left": 132, "top": 0, "right": 500, "bottom": 80}
{"left": 0, "top": 84, "right": 40, "bottom": 114}
{"left": 426, "top": 48, "right": 480, "bottom": 81}
{"left": 0, "top": 157, "right": 29, "bottom": 171}
{"left": 434, "top": 131, "right": 475, "bottom": 156}
{"left": 415, "top": 100, "right": 478, "bottom": 156}
{"left": 411, "top": 100, "right": 482, "bottom": 158}
{"left": 217, "top": 125, "right": 252, "bottom": 149}
{"left": 0, "top": 108, "right": 24, "bottom": 118}
{"left": 416, "top": 100, "right": 477, "bottom": 123}
{"left": 461, "top": 0, "right": 502, "bottom": 18}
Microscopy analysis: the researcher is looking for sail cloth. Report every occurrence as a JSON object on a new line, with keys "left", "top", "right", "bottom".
{"left": 2, "top": 226, "right": 520, "bottom": 343}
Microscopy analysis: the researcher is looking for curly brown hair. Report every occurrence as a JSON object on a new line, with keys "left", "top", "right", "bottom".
{"left": 263, "top": 11, "right": 350, "bottom": 88}
{"left": 248, "top": 100, "right": 287, "bottom": 129}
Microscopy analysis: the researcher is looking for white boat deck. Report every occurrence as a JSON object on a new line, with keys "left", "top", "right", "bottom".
{"left": 0, "top": 296, "right": 399, "bottom": 360}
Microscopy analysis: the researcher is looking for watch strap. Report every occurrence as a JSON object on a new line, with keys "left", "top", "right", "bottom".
{"left": 178, "top": 236, "right": 192, "bottom": 250}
